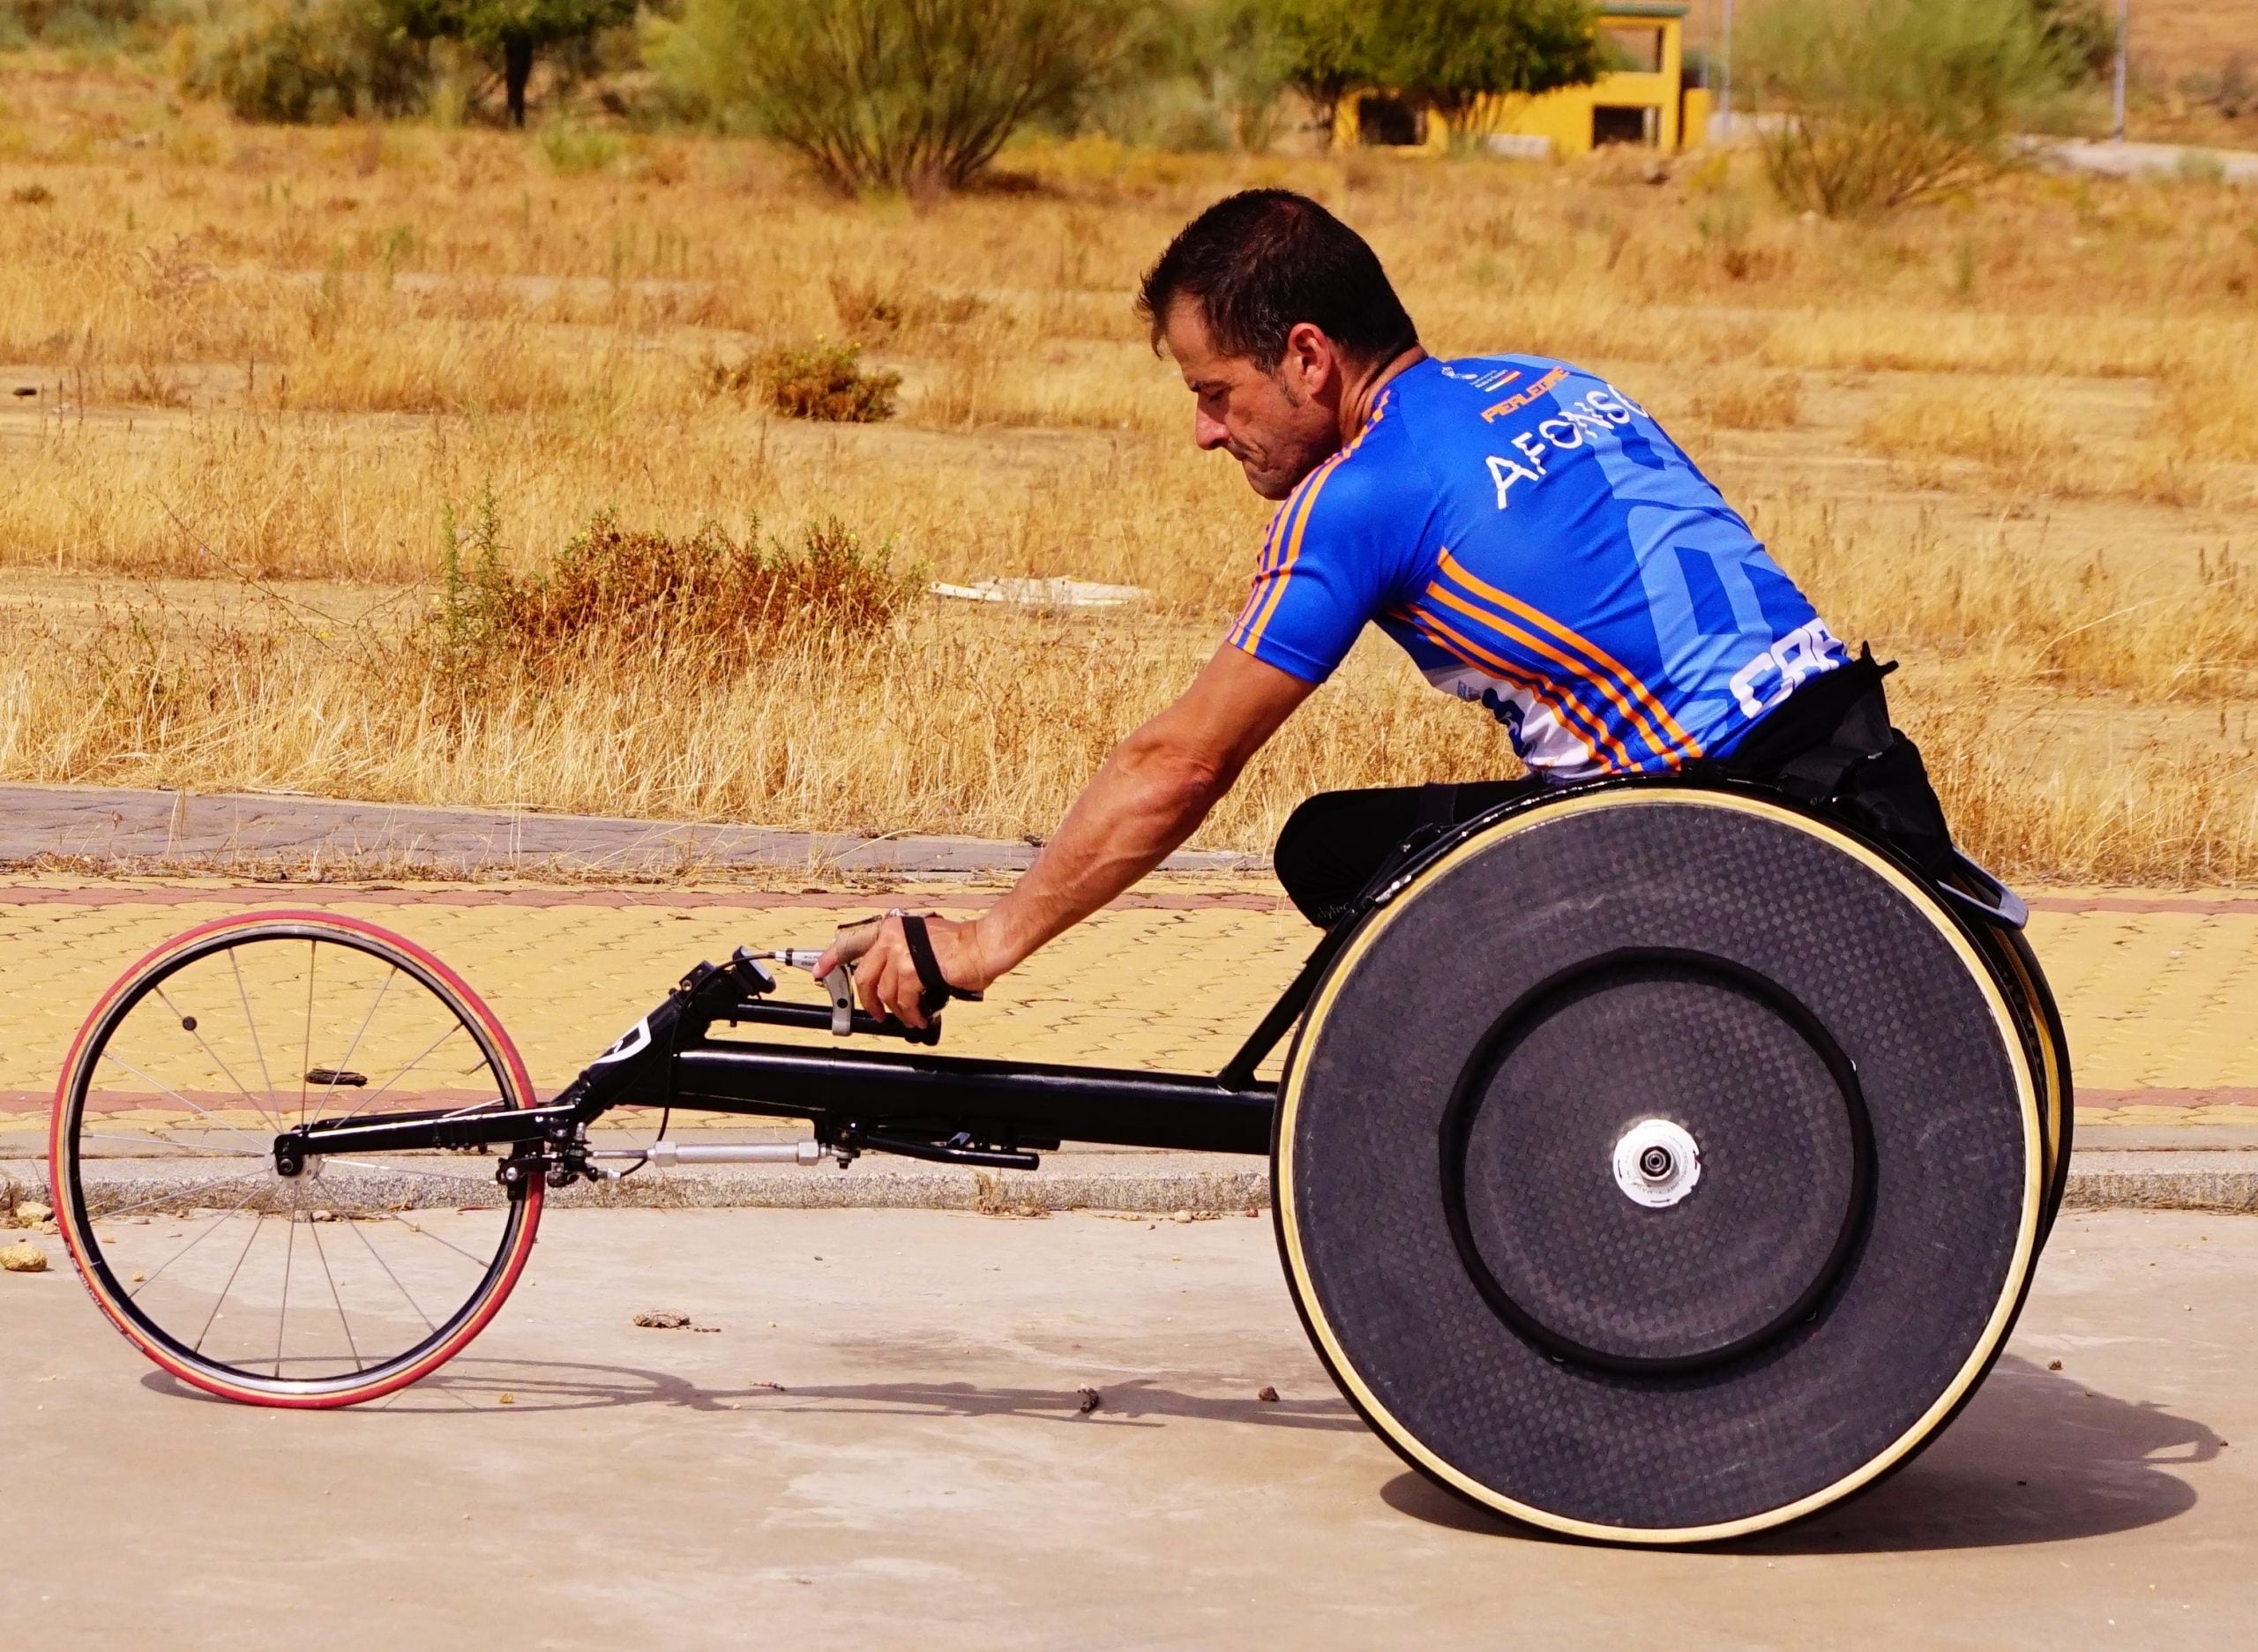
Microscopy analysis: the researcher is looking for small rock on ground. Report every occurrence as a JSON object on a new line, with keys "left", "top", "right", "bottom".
{"left": 2, "top": 1240, "right": 49, "bottom": 1273}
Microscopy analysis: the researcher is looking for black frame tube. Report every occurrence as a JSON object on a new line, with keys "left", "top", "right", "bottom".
{"left": 274, "top": 774, "right": 2008, "bottom": 1173}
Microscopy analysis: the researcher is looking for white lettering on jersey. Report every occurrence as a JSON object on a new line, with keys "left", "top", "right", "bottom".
{"left": 1488, "top": 452, "right": 1542, "bottom": 508}
{"left": 1729, "top": 620, "right": 1842, "bottom": 717}
{"left": 1484, "top": 380, "right": 1661, "bottom": 512}
{"left": 1596, "top": 384, "right": 1649, "bottom": 420}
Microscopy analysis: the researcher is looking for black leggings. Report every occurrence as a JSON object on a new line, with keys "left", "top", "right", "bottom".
{"left": 1270, "top": 654, "right": 1950, "bottom": 930}
{"left": 1271, "top": 777, "right": 1550, "bottom": 927}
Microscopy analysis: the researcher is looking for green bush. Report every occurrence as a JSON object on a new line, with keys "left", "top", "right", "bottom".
{"left": 650, "top": 0, "right": 1133, "bottom": 191}
{"left": 1746, "top": 0, "right": 2069, "bottom": 218}
{"left": 430, "top": 497, "right": 921, "bottom": 676}
{"left": 537, "top": 121, "right": 622, "bottom": 171}
{"left": 2, "top": 0, "right": 157, "bottom": 49}
{"left": 175, "top": 0, "right": 431, "bottom": 123}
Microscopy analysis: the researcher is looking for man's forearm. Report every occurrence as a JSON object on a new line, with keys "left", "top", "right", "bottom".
{"left": 973, "top": 738, "right": 1226, "bottom": 978}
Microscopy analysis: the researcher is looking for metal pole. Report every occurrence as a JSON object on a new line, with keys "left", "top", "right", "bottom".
{"left": 1719, "top": 0, "right": 1734, "bottom": 133}
{"left": 2112, "top": 0, "right": 2129, "bottom": 144}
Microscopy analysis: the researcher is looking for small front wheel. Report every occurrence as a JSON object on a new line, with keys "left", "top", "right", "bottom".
{"left": 49, "top": 911, "right": 543, "bottom": 1407}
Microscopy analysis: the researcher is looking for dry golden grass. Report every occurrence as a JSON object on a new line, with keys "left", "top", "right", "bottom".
{"left": 1856, "top": 380, "right": 2216, "bottom": 505}
{"left": 0, "top": 56, "right": 2254, "bottom": 882}
{"left": 1690, "top": 365, "right": 1804, "bottom": 430}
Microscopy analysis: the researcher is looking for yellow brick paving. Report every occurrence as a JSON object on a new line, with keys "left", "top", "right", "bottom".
{"left": 0, "top": 878, "right": 2252, "bottom": 1142}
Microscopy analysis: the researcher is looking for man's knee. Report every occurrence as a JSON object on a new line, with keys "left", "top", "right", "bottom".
{"left": 1273, "top": 786, "right": 1424, "bottom": 925}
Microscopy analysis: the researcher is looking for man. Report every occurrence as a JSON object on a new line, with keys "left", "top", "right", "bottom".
{"left": 826, "top": 188, "right": 1942, "bottom": 1026}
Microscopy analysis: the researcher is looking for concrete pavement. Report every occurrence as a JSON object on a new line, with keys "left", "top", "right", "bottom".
{"left": 0, "top": 1206, "right": 2249, "bottom": 1649}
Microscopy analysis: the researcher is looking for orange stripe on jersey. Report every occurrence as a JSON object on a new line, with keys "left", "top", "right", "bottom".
{"left": 1232, "top": 456, "right": 1338, "bottom": 653}
{"left": 1231, "top": 398, "right": 1392, "bottom": 657}
{"left": 1424, "top": 582, "right": 1646, "bottom": 769}
{"left": 1435, "top": 549, "right": 1701, "bottom": 759}
{"left": 1410, "top": 609, "right": 1611, "bottom": 772}
{"left": 1235, "top": 446, "right": 1361, "bottom": 654}
{"left": 1227, "top": 494, "right": 1296, "bottom": 650}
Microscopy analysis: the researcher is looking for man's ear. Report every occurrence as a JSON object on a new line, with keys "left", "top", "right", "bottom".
{"left": 1278, "top": 321, "right": 1338, "bottom": 402}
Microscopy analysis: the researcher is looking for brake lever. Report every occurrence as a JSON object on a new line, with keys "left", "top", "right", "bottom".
{"left": 759, "top": 948, "right": 930, "bottom": 1040}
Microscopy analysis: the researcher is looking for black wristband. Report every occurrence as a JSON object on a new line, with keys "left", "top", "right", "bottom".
{"left": 899, "top": 914, "right": 982, "bottom": 1019}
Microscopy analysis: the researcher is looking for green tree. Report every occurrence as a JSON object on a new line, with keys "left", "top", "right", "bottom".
{"left": 1250, "top": 0, "right": 1599, "bottom": 147}
{"left": 651, "top": 0, "right": 1132, "bottom": 192}
{"left": 1246, "top": 0, "right": 1376, "bottom": 146}
{"left": 1372, "top": 0, "right": 1602, "bottom": 134}
{"left": 380, "top": 0, "right": 634, "bottom": 125}
{"left": 1746, "top": 0, "right": 2071, "bottom": 217}
{"left": 2025, "top": 0, "right": 2115, "bottom": 84}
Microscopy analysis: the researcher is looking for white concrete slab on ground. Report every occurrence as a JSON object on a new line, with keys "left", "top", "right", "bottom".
{"left": 0, "top": 1207, "right": 2248, "bottom": 1649}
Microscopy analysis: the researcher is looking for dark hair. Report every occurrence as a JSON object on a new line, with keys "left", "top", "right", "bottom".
{"left": 1134, "top": 189, "right": 1418, "bottom": 371}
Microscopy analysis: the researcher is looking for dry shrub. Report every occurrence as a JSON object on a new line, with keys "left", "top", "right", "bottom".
{"left": 2, "top": 66, "right": 2254, "bottom": 883}
{"left": 828, "top": 275, "right": 983, "bottom": 340}
{"left": 1691, "top": 366, "right": 1803, "bottom": 430}
{"left": 9, "top": 596, "right": 2247, "bottom": 880}
{"left": 709, "top": 341, "right": 901, "bottom": 422}
{"left": 430, "top": 502, "right": 921, "bottom": 676}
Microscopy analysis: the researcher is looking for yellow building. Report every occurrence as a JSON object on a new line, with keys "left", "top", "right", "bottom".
{"left": 1338, "top": 3, "right": 1709, "bottom": 159}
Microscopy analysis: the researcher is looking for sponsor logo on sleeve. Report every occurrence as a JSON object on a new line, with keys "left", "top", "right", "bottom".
{"left": 1442, "top": 360, "right": 1526, "bottom": 393}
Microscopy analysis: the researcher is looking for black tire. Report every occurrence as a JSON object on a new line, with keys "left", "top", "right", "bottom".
{"left": 1273, "top": 784, "right": 2045, "bottom": 1545}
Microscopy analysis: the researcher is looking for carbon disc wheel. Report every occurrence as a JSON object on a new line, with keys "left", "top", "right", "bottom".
{"left": 49, "top": 912, "right": 543, "bottom": 1408}
{"left": 1274, "top": 785, "right": 2045, "bottom": 1545}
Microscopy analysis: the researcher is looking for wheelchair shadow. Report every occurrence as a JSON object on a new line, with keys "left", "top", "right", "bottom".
{"left": 1379, "top": 1356, "right": 2222, "bottom": 1552}
{"left": 146, "top": 1359, "right": 1363, "bottom": 1432}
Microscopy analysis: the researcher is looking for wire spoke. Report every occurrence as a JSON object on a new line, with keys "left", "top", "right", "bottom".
{"left": 308, "top": 1217, "right": 361, "bottom": 1373}
{"left": 231, "top": 947, "right": 277, "bottom": 1098}
{"left": 313, "top": 966, "right": 398, "bottom": 1112}
{"left": 370, "top": 1211, "right": 491, "bottom": 1269}
{"left": 129, "top": 1184, "right": 268, "bottom": 1298}
{"left": 323, "top": 1156, "right": 496, "bottom": 1185}
{"left": 78, "top": 1131, "right": 265, "bottom": 1158}
{"left": 83, "top": 1165, "right": 273, "bottom": 1223}
{"left": 348, "top": 1216, "right": 436, "bottom": 1334}
{"left": 326, "top": 1020, "right": 473, "bottom": 1129}
{"left": 153, "top": 983, "right": 285, "bottom": 1136}
{"left": 93, "top": 1050, "right": 273, "bottom": 1155}
{"left": 194, "top": 1211, "right": 266, "bottom": 1357}
{"left": 300, "top": 939, "right": 316, "bottom": 1128}
{"left": 275, "top": 1197, "right": 297, "bottom": 1376}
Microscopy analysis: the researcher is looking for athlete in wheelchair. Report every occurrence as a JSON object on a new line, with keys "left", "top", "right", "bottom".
{"left": 51, "top": 191, "right": 2067, "bottom": 1545}
{"left": 826, "top": 188, "right": 1976, "bottom": 1019}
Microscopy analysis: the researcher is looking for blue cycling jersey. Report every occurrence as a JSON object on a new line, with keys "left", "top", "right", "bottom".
{"left": 1227, "top": 354, "right": 1845, "bottom": 781}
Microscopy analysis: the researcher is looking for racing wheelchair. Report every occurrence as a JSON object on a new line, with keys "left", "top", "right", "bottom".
{"left": 47, "top": 775, "right": 2069, "bottom": 1546}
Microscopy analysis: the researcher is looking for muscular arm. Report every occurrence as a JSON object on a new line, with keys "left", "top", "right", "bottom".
{"left": 974, "top": 646, "right": 1315, "bottom": 977}
{"left": 825, "top": 646, "right": 1315, "bottom": 1025}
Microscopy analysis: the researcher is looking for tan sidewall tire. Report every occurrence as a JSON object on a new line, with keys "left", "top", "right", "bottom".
{"left": 1272, "top": 789, "right": 2043, "bottom": 1546}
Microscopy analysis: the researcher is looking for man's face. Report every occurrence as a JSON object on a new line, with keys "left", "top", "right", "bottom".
{"left": 1162, "top": 299, "right": 1342, "bottom": 501}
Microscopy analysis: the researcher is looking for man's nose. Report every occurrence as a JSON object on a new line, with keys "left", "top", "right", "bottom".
{"left": 1193, "top": 406, "right": 1231, "bottom": 451}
